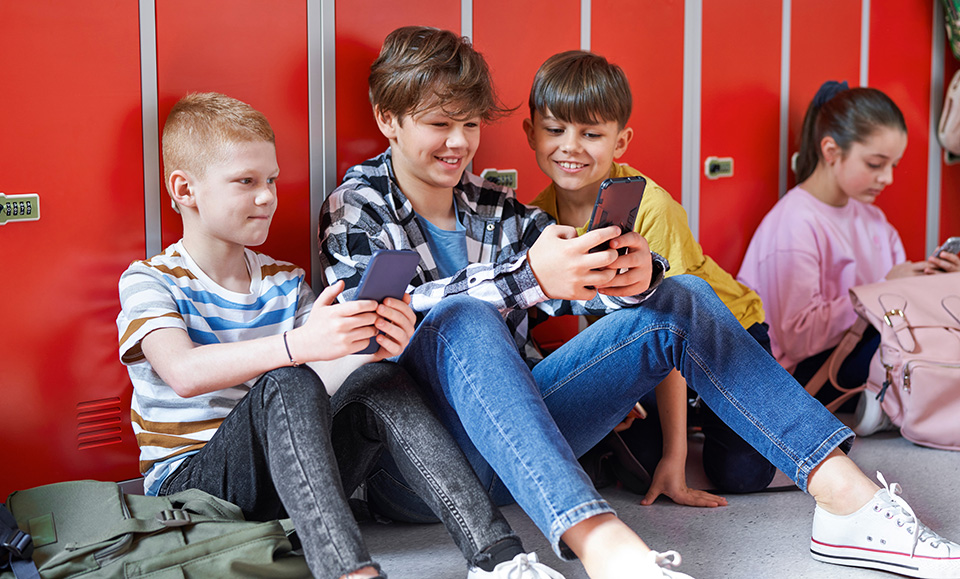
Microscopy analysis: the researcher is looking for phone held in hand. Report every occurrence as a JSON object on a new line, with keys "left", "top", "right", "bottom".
{"left": 585, "top": 176, "right": 647, "bottom": 253}
{"left": 352, "top": 249, "right": 421, "bottom": 355}
{"left": 934, "top": 236, "right": 960, "bottom": 256}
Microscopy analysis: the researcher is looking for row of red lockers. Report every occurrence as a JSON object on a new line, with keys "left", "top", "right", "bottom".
{"left": 2, "top": 0, "right": 957, "bottom": 497}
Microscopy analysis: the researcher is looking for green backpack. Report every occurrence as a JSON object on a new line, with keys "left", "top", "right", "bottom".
{"left": 1, "top": 480, "right": 310, "bottom": 579}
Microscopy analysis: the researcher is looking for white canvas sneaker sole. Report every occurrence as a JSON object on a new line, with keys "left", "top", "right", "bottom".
{"left": 811, "top": 538, "right": 960, "bottom": 578}
{"left": 810, "top": 473, "right": 960, "bottom": 579}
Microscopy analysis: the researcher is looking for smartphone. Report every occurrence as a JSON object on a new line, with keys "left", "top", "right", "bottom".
{"left": 584, "top": 176, "right": 647, "bottom": 253}
{"left": 934, "top": 236, "right": 960, "bottom": 256}
{"left": 352, "top": 249, "right": 421, "bottom": 354}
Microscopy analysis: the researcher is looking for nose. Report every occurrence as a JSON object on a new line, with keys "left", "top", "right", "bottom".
{"left": 879, "top": 164, "right": 894, "bottom": 186}
{"left": 446, "top": 126, "right": 468, "bottom": 149}
{"left": 559, "top": 131, "right": 580, "bottom": 154}
{"left": 255, "top": 183, "right": 276, "bottom": 206}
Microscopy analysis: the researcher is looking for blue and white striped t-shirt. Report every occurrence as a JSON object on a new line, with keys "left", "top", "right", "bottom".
{"left": 117, "top": 241, "right": 315, "bottom": 494}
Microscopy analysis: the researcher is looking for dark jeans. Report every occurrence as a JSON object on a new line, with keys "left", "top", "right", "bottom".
{"left": 159, "top": 363, "right": 517, "bottom": 578}
{"left": 793, "top": 326, "right": 881, "bottom": 412}
{"left": 617, "top": 322, "right": 778, "bottom": 493}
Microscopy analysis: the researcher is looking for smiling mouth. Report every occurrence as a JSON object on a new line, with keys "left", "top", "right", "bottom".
{"left": 556, "top": 160, "right": 587, "bottom": 170}
{"left": 437, "top": 156, "right": 461, "bottom": 166}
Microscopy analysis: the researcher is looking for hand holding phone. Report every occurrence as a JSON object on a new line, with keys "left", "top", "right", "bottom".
{"left": 585, "top": 176, "right": 647, "bottom": 253}
{"left": 926, "top": 236, "right": 960, "bottom": 274}
{"left": 352, "top": 250, "right": 421, "bottom": 354}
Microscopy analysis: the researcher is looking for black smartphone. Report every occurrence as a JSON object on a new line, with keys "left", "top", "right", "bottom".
{"left": 934, "top": 236, "right": 960, "bottom": 256}
{"left": 352, "top": 249, "right": 421, "bottom": 355}
{"left": 585, "top": 176, "right": 647, "bottom": 253}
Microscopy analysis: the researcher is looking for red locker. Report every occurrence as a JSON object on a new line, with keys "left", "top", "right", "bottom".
{"left": 0, "top": 1, "right": 144, "bottom": 497}
{"left": 699, "top": 0, "right": 783, "bottom": 274}
{"left": 155, "top": 0, "right": 313, "bottom": 275}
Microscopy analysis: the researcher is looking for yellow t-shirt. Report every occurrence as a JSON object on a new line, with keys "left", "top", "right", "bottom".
{"left": 529, "top": 163, "right": 765, "bottom": 329}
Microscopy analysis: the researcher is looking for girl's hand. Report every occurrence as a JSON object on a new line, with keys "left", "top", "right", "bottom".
{"left": 885, "top": 261, "right": 925, "bottom": 279}
{"left": 639, "top": 453, "right": 728, "bottom": 508}
{"left": 924, "top": 251, "right": 960, "bottom": 274}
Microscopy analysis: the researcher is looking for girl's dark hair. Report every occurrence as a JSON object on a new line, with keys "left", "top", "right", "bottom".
{"left": 368, "top": 26, "right": 512, "bottom": 123}
{"left": 795, "top": 82, "right": 906, "bottom": 182}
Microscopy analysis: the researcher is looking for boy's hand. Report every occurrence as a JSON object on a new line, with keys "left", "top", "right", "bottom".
{"left": 596, "top": 231, "right": 654, "bottom": 297}
{"left": 291, "top": 281, "right": 381, "bottom": 360}
{"left": 369, "top": 294, "right": 417, "bottom": 361}
{"left": 924, "top": 250, "right": 960, "bottom": 274}
{"left": 527, "top": 224, "right": 623, "bottom": 300}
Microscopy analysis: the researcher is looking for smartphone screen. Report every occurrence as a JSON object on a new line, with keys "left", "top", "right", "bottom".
{"left": 585, "top": 176, "right": 647, "bottom": 253}
{"left": 352, "top": 249, "right": 420, "bottom": 354}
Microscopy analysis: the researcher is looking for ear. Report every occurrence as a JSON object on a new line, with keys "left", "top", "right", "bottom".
{"left": 168, "top": 170, "right": 197, "bottom": 210}
{"left": 522, "top": 117, "right": 537, "bottom": 150}
{"left": 375, "top": 106, "right": 399, "bottom": 141}
{"left": 613, "top": 126, "right": 634, "bottom": 159}
{"left": 821, "top": 136, "right": 842, "bottom": 165}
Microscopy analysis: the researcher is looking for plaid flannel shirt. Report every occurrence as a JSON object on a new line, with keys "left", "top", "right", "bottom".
{"left": 319, "top": 149, "right": 667, "bottom": 361}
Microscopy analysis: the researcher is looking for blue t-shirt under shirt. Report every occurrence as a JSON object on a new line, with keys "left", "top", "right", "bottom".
{"left": 416, "top": 202, "right": 468, "bottom": 278}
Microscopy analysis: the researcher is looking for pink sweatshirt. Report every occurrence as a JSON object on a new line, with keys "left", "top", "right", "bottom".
{"left": 737, "top": 186, "right": 905, "bottom": 372}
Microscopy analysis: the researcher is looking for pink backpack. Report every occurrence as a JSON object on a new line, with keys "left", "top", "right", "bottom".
{"left": 805, "top": 272, "right": 960, "bottom": 450}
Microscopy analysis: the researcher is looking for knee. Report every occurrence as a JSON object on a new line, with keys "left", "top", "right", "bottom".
{"left": 425, "top": 295, "right": 501, "bottom": 328}
{"left": 259, "top": 366, "right": 329, "bottom": 406}
{"left": 336, "top": 362, "right": 421, "bottom": 404}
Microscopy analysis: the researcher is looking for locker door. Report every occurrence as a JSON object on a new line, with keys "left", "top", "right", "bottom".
{"left": 155, "top": 0, "right": 312, "bottom": 274}
{"left": 699, "top": 0, "right": 782, "bottom": 274}
{"left": 0, "top": 1, "right": 144, "bottom": 497}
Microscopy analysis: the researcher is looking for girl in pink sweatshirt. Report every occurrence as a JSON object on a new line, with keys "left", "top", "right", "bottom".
{"left": 738, "top": 82, "right": 957, "bottom": 410}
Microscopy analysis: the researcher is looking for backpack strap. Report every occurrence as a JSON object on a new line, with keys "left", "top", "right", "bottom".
{"left": 804, "top": 317, "right": 871, "bottom": 413}
{"left": 0, "top": 503, "right": 40, "bottom": 579}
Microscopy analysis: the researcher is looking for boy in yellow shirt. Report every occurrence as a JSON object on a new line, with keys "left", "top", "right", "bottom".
{"left": 524, "top": 50, "right": 775, "bottom": 500}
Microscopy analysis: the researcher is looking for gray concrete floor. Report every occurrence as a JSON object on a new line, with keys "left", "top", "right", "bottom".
{"left": 361, "top": 422, "right": 960, "bottom": 579}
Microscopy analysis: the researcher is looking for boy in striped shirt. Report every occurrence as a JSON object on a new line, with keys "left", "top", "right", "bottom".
{"left": 117, "top": 92, "right": 559, "bottom": 579}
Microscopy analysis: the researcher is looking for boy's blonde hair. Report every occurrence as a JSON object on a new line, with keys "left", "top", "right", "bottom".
{"left": 529, "top": 50, "right": 632, "bottom": 129}
{"left": 161, "top": 92, "right": 275, "bottom": 196}
{"left": 368, "top": 26, "right": 512, "bottom": 123}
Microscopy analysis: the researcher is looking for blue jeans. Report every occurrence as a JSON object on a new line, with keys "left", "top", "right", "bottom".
{"left": 396, "top": 275, "right": 854, "bottom": 557}
{"left": 620, "top": 322, "right": 778, "bottom": 493}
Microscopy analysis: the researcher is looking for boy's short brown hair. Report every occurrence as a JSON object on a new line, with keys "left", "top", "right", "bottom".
{"left": 529, "top": 50, "right": 632, "bottom": 129}
{"left": 368, "top": 26, "right": 511, "bottom": 123}
{"left": 161, "top": 92, "right": 275, "bottom": 190}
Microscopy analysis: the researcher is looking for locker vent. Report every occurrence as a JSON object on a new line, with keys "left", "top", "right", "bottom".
{"left": 76, "top": 397, "right": 124, "bottom": 450}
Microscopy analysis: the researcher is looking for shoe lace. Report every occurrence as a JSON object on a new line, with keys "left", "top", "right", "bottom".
{"left": 494, "top": 553, "right": 565, "bottom": 579}
{"left": 875, "top": 471, "right": 946, "bottom": 557}
{"left": 649, "top": 550, "right": 683, "bottom": 570}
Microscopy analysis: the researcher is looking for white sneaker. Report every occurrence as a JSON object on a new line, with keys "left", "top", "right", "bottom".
{"left": 811, "top": 472, "right": 960, "bottom": 578}
{"left": 466, "top": 552, "right": 566, "bottom": 578}
{"left": 641, "top": 550, "right": 694, "bottom": 578}
{"left": 852, "top": 392, "right": 896, "bottom": 437}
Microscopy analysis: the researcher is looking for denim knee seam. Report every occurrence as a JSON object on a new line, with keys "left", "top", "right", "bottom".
{"left": 340, "top": 390, "right": 480, "bottom": 553}
{"left": 265, "top": 374, "right": 378, "bottom": 576}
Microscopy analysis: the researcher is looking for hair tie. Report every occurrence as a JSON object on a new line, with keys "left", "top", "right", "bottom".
{"left": 813, "top": 80, "right": 849, "bottom": 108}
